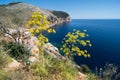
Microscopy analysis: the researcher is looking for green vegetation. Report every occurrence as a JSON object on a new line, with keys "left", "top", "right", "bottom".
{"left": 8, "top": 2, "right": 22, "bottom": 5}
{"left": 30, "top": 56, "right": 78, "bottom": 80}
{"left": 95, "top": 63, "right": 120, "bottom": 80}
{"left": 0, "top": 44, "right": 12, "bottom": 80}
{"left": 0, "top": 45, "right": 12, "bottom": 68}
{"left": 25, "top": 12, "right": 78, "bottom": 80}
{"left": 0, "top": 69, "right": 7, "bottom": 80}
{"left": 80, "top": 64, "right": 91, "bottom": 74}
{"left": 87, "top": 73, "right": 98, "bottom": 80}
{"left": 0, "top": 3, "right": 120, "bottom": 79}
{"left": 0, "top": 12, "right": 95, "bottom": 80}
{"left": 0, "top": 5, "right": 33, "bottom": 28}
{"left": 52, "top": 11, "right": 69, "bottom": 18}
{"left": 5, "top": 70, "right": 28, "bottom": 80}
{"left": 3, "top": 42, "right": 30, "bottom": 62}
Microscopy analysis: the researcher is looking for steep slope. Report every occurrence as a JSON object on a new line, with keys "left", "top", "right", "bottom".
{"left": 0, "top": 2, "right": 70, "bottom": 28}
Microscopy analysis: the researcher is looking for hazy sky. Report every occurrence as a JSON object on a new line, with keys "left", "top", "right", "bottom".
{"left": 0, "top": 0, "right": 120, "bottom": 19}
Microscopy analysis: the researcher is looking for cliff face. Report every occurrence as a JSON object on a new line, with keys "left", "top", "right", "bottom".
{"left": 0, "top": 2, "right": 70, "bottom": 28}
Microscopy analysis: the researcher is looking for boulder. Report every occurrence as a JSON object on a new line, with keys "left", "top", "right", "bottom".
{"left": 7, "top": 59, "right": 24, "bottom": 70}
{"left": 44, "top": 43, "right": 65, "bottom": 60}
{"left": 28, "top": 56, "right": 39, "bottom": 63}
{"left": 76, "top": 72, "right": 87, "bottom": 80}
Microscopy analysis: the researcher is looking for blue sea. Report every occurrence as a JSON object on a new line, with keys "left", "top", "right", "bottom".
{"left": 47, "top": 19, "right": 120, "bottom": 70}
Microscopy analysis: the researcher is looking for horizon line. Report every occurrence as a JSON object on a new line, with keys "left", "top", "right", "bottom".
{"left": 71, "top": 18, "right": 120, "bottom": 20}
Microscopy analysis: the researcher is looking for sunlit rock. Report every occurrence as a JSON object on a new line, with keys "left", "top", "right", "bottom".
{"left": 7, "top": 59, "right": 24, "bottom": 70}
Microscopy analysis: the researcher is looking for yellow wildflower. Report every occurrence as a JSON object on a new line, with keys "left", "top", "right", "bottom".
{"left": 79, "top": 33, "right": 85, "bottom": 38}
{"left": 65, "top": 40, "right": 69, "bottom": 43}
{"left": 45, "top": 38, "right": 49, "bottom": 42}
{"left": 47, "top": 29, "right": 52, "bottom": 33}
{"left": 32, "top": 21, "right": 35, "bottom": 24}
{"left": 31, "top": 34, "right": 34, "bottom": 36}
{"left": 36, "top": 21, "right": 40, "bottom": 25}
{"left": 25, "top": 24, "right": 29, "bottom": 28}
{"left": 80, "top": 51, "right": 84, "bottom": 55}
{"left": 80, "top": 40, "right": 87, "bottom": 46}
{"left": 78, "top": 52, "right": 81, "bottom": 56}
{"left": 67, "top": 33, "right": 71, "bottom": 37}
{"left": 84, "top": 54, "right": 87, "bottom": 58}
{"left": 72, "top": 48, "right": 75, "bottom": 51}
{"left": 87, "top": 54, "right": 91, "bottom": 58}
{"left": 66, "top": 52, "right": 69, "bottom": 55}
{"left": 89, "top": 44, "right": 92, "bottom": 47}
{"left": 53, "top": 29, "right": 56, "bottom": 33}
{"left": 35, "top": 29, "right": 39, "bottom": 33}
{"left": 38, "top": 43, "right": 42, "bottom": 46}
{"left": 60, "top": 48, "right": 63, "bottom": 51}
{"left": 86, "top": 40, "right": 90, "bottom": 43}
{"left": 28, "top": 29, "right": 34, "bottom": 33}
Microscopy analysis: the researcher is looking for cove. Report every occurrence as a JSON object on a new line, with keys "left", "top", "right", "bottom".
{"left": 46, "top": 19, "right": 120, "bottom": 70}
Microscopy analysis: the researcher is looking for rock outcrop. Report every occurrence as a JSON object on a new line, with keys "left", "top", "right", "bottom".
{"left": 7, "top": 59, "right": 24, "bottom": 70}
{"left": 4, "top": 28, "right": 64, "bottom": 60}
{"left": 77, "top": 72, "right": 87, "bottom": 80}
{"left": 0, "top": 2, "right": 71, "bottom": 28}
{"left": 44, "top": 43, "right": 65, "bottom": 59}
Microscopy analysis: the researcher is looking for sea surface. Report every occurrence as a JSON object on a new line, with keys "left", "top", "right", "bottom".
{"left": 47, "top": 19, "right": 120, "bottom": 70}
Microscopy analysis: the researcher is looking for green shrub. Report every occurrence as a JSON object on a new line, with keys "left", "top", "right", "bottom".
{"left": 87, "top": 73, "right": 98, "bottom": 80}
{"left": 80, "top": 64, "right": 91, "bottom": 73}
{"left": 0, "top": 49, "right": 12, "bottom": 68}
{"left": 30, "top": 56, "right": 78, "bottom": 80}
{"left": 6, "top": 70, "right": 28, "bottom": 80}
{"left": 8, "top": 2, "right": 22, "bottom": 5}
{"left": 0, "top": 69, "right": 8, "bottom": 80}
{"left": 48, "top": 59, "right": 78, "bottom": 80}
{"left": 96, "top": 63, "right": 119, "bottom": 80}
{"left": 30, "top": 62, "right": 48, "bottom": 78}
{"left": 3, "top": 42, "right": 30, "bottom": 62}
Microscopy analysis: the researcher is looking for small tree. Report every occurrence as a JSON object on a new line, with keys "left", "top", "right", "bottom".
{"left": 60, "top": 29, "right": 92, "bottom": 59}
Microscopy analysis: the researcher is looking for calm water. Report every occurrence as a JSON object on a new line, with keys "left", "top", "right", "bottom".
{"left": 47, "top": 19, "right": 120, "bottom": 70}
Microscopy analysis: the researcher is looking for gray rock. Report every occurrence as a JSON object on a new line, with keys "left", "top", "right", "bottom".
{"left": 44, "top": 43, "right": 65, "bottom": 60}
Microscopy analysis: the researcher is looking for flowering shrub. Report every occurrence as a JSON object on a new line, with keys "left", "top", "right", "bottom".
{"left": 26, "top": 12, "right": 56, "bottom": 53}
{"left": 60, "top": 29, "right": 92, "bottom": 58}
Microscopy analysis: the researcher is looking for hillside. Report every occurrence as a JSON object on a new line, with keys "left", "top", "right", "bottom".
{"left": 0, "top": 2, "right": 70, "bottom": 28}
{"left": 0, "top": 2, "right": 94, "bottom": 80}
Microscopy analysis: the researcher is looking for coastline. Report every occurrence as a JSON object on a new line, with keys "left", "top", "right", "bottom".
{"left": 49, "top": 17, "right": 71, "bottom": 27}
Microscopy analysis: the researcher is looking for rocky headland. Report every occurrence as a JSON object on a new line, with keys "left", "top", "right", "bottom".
{"left": 0, "top": 2, "right": 71, "bottom": 28}
{"left": 0, "top": 2, "right": 87, "bottom": 80}
{"left": 0, "top": 2, "right": 72, "bottom": 69}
